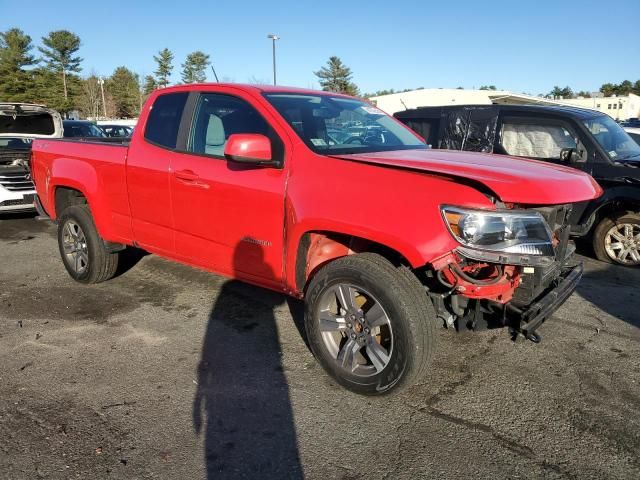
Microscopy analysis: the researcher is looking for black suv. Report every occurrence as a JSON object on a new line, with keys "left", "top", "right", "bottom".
{"left": 395, "top": 104, "right": 640, "bottom": 266}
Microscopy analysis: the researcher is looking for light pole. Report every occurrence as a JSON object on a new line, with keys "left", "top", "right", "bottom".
{"left": 98, "top": 77, "right": 107, "bottom": 118}
{"left": 267, "top": 34, "right": 280, "bottom": 85}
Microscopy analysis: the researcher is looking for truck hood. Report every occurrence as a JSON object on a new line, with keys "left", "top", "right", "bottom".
{"left": 335, "top": 149, "right": 602, "bottom": 205}
{"left": 0, "top": 103, "right": 63, "bottom": 139}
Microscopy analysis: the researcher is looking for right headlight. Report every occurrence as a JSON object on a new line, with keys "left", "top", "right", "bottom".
{"left": 441, "top": 206, "right": 555, "bottom": 264}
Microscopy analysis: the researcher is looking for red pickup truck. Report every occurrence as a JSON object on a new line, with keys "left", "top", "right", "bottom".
{"left": 31, "top": 84, "right": 601, "bottom": 394}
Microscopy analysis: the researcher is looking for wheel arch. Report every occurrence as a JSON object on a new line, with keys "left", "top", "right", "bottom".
{"left": 589, "top": 195, "right": 640, "bottom": 233}
{"left": 291, "top": 230, "right": 415, "bottom": 295}
{"left": 55, "top": 186, "right": 89, "bottom": 217}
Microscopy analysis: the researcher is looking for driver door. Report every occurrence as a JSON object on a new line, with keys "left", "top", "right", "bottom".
{"left": 169, "top": 90, "right": 289, "bottom": 287}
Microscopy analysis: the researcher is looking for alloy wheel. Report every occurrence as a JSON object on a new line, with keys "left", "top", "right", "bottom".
{"left": 604, "top": 222, "right": 640, "bottom": 265}
{"left": 316, "top": 283, "right": 393, "bottom": 377}
{"left": 62, "top": 220, "right": 89, "bottom": 274}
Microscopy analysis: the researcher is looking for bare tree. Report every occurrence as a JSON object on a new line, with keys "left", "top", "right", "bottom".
{"left": 78, "top": 74, "right": 101, "bottom": 119}
{"left": 247, "top": 75, "right": 270, "bottom": 85}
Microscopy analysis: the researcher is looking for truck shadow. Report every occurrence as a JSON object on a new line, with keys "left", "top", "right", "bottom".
{"left": 113, "top": 247, "right": 149, "bottom": 278}
{"left": 192, "top": 242, "right": 304, "bottom": 479}
{"left": 575, "top": 259, "right": 640, "bottom": 329}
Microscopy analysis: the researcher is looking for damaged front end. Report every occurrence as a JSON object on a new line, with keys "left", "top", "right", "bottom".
{"left": 425, "top": 204, "right": 581, "bottom": 342}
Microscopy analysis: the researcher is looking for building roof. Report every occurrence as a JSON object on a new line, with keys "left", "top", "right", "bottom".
{"left": 395, "top": 103, "right": 604, "bottom": 120}
{"left": 368, "top": 88, "right": 566, "bottom": 115}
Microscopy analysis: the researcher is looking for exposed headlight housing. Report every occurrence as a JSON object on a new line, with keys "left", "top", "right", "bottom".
{"left": 441, "top": 206, "right": 555, "bottom": 266}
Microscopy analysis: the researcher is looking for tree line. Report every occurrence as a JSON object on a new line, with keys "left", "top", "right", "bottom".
{"left": 0, "top": 27, "right": 211, "bottom": 118}
{"left": 4, "top": 26, "right": 637, "bottom": 118}
{"left": 547, "top": 80, "right": 640, "bottom": 100}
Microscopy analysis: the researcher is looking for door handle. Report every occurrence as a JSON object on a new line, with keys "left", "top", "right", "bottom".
{"left": 174, "top": 169, "right": 200, "bottom": 182}
{"left": 173, "top": 169, "right": 209, "bottom": 189}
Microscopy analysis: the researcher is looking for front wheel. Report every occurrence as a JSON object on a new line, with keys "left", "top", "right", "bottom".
{"left": 304, "top": 253, "right": 436, "bottom": 395}
{"left": 57, "top": 205, "right": 120, "bottom": 283}
{"left": 593, "top": 213, "right": 640, "bottom": 266}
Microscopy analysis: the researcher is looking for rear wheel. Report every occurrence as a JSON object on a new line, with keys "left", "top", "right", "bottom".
{"left": 593, "top": 213, "right": 640, "bottom": 266}
{"left": 57, "top": 205, "right": 120, "bottom": 283}
{"left": 304, "top": 253, "right": 435, "bottom": 395}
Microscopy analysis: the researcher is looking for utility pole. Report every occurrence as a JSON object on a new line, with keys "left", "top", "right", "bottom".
{"left": 267, "top": 34, "right": 280, "bottom": 85}
{"left": 98, "top": 77, "right": 107, "bottom": 118}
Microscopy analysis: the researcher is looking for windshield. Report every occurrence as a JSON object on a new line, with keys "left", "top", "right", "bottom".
{"left": 583, "top": 115, "right": 640, "bottom": 162}
{"left": 0, "top": 112, "right": 55, "bottom": 136}
{"left": 264, "top": 93, "right": 426, "bottom": 155}
{"left": 64, "top": 122, "right": 106, "bottom": 138}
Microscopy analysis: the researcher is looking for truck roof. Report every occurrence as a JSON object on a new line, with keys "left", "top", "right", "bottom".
{"left": 152, "top": 83, "right": 356, "bottom": 98}
{"left": 395, "top": 103, "right": 604, "bottom": 120}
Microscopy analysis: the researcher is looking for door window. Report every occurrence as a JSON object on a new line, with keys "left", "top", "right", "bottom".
{"left": 188, "top": 94, "right": 270, "bottom": 158}
{"left": 498, "top": 118, "right": 578, "bottom": 160}
{"left": 144, "top": 92, "right": 188, "bottom": 149}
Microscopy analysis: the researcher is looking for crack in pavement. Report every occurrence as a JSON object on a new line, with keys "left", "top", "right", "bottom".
{"left": 408, "top": 344, "right": 579, "bottom": 479}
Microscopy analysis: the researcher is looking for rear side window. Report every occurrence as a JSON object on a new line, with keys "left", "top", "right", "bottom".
{"left": 402, "top": 119, "right": 440, "bottom": 146}
{"left": 144, "top": 92, "right": 188, "bottom": 149}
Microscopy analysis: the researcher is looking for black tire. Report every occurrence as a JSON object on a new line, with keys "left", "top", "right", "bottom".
{"left": 592, "top": 212, "right": 640, "bottom": 266}
{"left": 57, "top": 204, "right": 119, "bottom": 283}
{"left": 304, "top": 253, "right": 436, "bottom": 395}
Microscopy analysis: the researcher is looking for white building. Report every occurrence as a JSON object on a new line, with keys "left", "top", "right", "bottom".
{"left": 556, "top": 93, "right": 640, "bottom": 120}
{"left": 369, "top": 89, "right": 560, "bottom": 115}
{"left": 369, "top": 88, "right": 640, "bottom": 120}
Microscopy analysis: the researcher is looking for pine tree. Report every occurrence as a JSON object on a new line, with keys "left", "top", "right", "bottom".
{"left": 153, "top": 48, "right": 174, "bottom": 88}
{"left": 107, "top": 67, "right": 140, "bottom": 118}
{"left": 38, "top": 30, "right": 82, "bottom": 103}
{"left": 0, "top": 28, "right": 37, "bottom": 101}
{"left": 31, "top": 66, "right": 82, "bottom": 114}
{"left": 181, "top": 51, "right": 210, "bottom": 84}
{"left": 314, "top": 56, "right": 359, "bottom": 96}
{"left": 143, "top": 75, "right": 157, "bottom": 95}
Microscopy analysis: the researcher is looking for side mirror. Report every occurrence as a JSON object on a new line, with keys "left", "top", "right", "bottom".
{"left": 224, "top": 134, "right": 277, "bottom": 167}
{"left": 559, "top": 147, "right": 575, "bottom": 162}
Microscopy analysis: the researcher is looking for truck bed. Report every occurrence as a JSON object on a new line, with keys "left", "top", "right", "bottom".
{"left": 31, "top": 138, "right": 130, "bottom": 224}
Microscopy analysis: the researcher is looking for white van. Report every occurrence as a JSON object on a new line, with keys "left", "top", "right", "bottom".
{"left": 0, "top": 103, "right": 63, "bottom": 213}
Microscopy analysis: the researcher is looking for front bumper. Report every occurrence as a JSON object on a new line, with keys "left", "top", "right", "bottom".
{"left": 0, "top": 188, "right": 36, "bottom": 212}
{"left": 510, "top": 262, "right": 583, "bottom": 339}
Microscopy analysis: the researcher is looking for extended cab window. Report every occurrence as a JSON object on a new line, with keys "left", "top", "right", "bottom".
{"left": 498, "top": 117, "right": 580, "bottom": 161}
{"left": 188, "top": 94, "right": 269, "bottom": 157}
{"left": 144, "top": 92, "right": 188, "bottom": 149}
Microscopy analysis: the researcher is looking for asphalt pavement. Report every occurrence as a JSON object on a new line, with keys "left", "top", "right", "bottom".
{"left": 1, "top": 213, "right": 639, "bottom": 479}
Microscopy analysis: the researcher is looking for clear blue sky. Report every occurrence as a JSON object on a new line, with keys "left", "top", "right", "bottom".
{"left": 2, "top": 0, "right": 639, "bottom": 95}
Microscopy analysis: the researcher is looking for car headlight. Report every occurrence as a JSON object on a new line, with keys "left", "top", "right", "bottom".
{"left": 441, "top": 206, "right": 555, "bottom": 262}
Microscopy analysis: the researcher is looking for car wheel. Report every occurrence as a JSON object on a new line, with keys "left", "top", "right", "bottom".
{"left": 304, "top": 253, "right": 436, "bottom": 395}
{"left": 593, "top": 212, "right": 640, "bottom": 266}
{"left": 57, "top": 204, "right": 120, "bottom": 283}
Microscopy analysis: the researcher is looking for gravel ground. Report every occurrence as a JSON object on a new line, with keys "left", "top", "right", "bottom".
{"left": 1, "top": 213, "right": 639, "bottom": 479}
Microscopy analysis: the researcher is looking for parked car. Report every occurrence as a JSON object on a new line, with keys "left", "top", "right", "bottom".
{"left": 99, "top": 124, "right": 133, "bottom": 138}
{"left": 620, "top": 118, "right": 640, "bottom": 128}
{"left": 395, "top": 104, "right": 640, "bottom": 266}
{"left": 30, "top": 85, "right": 600, "bottom": 395}
{"left": 0, "top": 103, "right": 63, "bottom": 213}
{"left": 625, "top": 127, "right": 640, "bottom": 145}
{"left": 63, "top": 120, "right": 107, "bottom": 138}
